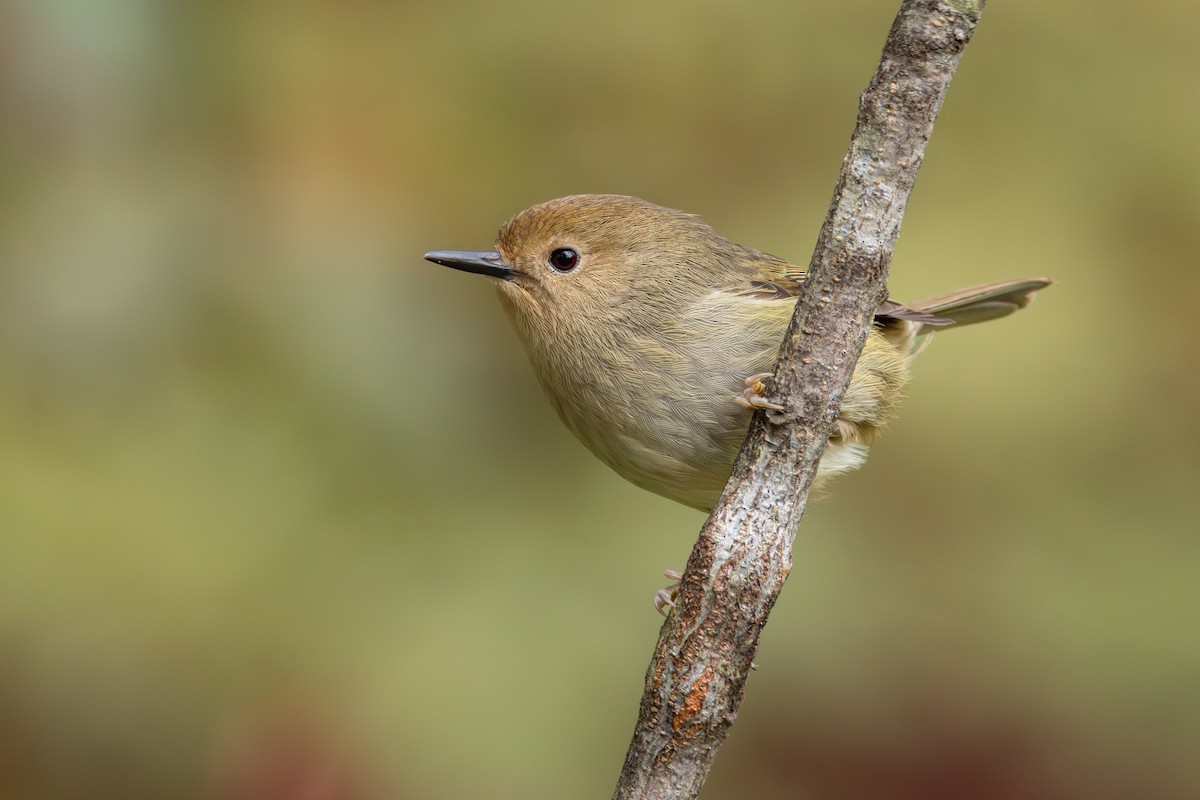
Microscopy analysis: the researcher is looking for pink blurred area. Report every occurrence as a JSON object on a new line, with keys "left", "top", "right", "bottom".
{"left": 206, "top": 703, "right": 381, "bottom": 800}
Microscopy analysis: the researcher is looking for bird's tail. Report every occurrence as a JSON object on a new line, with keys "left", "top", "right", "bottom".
{"left": 906, "top": 277, "right": 1054, "bottom": 332}
{"left": 876, "top": 276, "right": 1053, "bottom": 356}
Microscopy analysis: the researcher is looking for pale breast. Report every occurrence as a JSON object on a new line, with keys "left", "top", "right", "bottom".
{"left": 505, "top": 287, "right": 891, "bottom": 511}
{"left": 542, "top": 332, "right": 751, "bottom": 511}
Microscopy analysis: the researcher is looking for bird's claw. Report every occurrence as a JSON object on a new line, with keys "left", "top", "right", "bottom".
{"left": 734, "top": 372, "right": 784, "bottom": 412}
{"left": 653, "top": 569, "right": 684, "bottom": 615}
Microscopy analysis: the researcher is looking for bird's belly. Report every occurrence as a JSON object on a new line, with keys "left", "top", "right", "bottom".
{"left": 593, "top": 427, "right": 735, "bottom": 512}
{"left": 575, "top": 408, "right": 870, "bottom": 511}
{"left": 553, "top": 385, "right": 743, "bottom": 512}
{"left": 557, "top": 381, "right": 874, "bottom": 512}
{"left": 530, "top": 326, "right": 898, "bottom": 512}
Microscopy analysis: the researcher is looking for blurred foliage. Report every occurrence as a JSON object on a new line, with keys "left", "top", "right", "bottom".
{"left": 1, "top": 1, "right": 1198, "bottom": 798}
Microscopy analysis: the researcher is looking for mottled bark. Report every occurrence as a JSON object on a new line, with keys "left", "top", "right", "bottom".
{"left": 611, "top": 2, "right": 987, "bottom": 798}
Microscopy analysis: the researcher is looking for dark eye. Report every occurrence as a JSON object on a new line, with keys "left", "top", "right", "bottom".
{"left": 548, "top": 247, "right": 579, "bottom": 272}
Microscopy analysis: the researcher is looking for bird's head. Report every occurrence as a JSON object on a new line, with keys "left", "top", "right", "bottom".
{"left": 425, "top": 194, "right": 753, "bottom": 342}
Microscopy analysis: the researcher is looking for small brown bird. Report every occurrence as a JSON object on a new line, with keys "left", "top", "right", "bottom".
{"left": 426, "top": 194, "right": 1051, "bottom": 513}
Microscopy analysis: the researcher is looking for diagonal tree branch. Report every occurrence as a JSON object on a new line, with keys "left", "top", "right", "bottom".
{"left": 611, "top": 2, "right": 987, "bottom": 798}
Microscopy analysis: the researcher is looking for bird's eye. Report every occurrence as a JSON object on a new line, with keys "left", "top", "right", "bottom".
{"left": 548, "top": 247, "right": 579, "bottom": 273}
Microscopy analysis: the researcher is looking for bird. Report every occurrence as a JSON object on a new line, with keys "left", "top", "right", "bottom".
{"left": 425, "top": 194, "right": 1051, "bottom": 514}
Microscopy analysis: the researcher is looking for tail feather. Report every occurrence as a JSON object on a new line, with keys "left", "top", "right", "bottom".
{"left": 908, "top": 277, "right": 1054, "bottom": 330}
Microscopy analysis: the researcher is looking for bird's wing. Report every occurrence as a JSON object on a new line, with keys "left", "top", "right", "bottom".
{"left": 741, "top": 253, "right": 954, "bottom": 327}
{"left": 738, "top": 251, "right": 805, "bottom": 299}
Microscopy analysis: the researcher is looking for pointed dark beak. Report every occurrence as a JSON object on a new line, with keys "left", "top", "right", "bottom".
{"left": 423, "top": 250, "right": 515, "bottom": 280}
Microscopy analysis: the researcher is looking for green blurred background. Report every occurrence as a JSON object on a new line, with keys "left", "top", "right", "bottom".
{"left": 1, "top": 1, "right": 1197, "bottom": 798}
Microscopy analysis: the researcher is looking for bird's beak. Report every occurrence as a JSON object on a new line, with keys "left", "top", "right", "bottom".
{"left": 423, "top": 250, "right": 516, "bottom": 280}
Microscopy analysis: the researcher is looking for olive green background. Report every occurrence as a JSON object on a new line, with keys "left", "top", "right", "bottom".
{"left": 1, "top": 1, "right": 1197, "bottom": 798}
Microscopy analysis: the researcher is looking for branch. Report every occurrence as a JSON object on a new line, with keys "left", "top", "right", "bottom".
{"left": 611, "top": 2, "right": 986, "bottom": 798}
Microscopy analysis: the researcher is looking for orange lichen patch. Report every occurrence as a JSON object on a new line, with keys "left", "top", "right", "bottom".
{"left": 672, "top": 667, "right": 714, "bottom": 735}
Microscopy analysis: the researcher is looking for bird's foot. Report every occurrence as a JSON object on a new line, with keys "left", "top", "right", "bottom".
{"left": 734, "top": 372, "right": 784, "bottom": 412}
{"left": 653, "top": 569, "right": 684, "bottom": 615}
